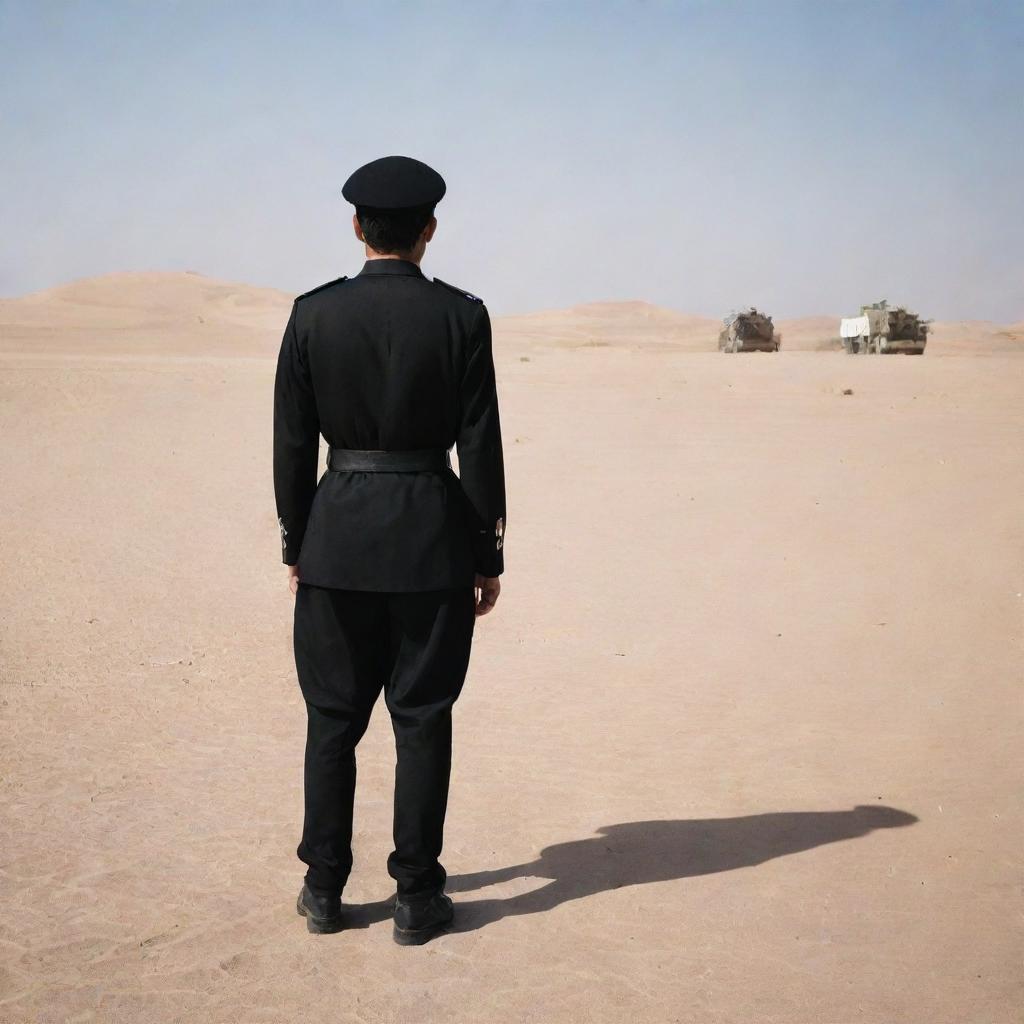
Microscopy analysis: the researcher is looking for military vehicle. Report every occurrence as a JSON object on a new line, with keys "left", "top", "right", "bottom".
{"left": 840, "top": 301, "right": 929, "bottom": 355}
{"left": 718, "top": 308, "right": 780, "bottom": 352}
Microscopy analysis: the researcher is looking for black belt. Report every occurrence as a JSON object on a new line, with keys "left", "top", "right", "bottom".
{"left": 327, "top": 447, "right": 451, "bottom": 473}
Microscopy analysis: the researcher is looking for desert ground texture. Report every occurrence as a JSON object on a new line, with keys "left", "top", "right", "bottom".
{"left": 1, "top": 273, "right": 1022, "bottom": 1024}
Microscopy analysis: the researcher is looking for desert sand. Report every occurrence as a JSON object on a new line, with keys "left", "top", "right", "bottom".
{"left": 1, "top": 273, "right": 1021, "bottom": 1023}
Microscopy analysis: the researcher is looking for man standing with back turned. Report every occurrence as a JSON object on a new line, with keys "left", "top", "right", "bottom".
{"left": 273, "top": 156, "right": 506, "bottom": 945}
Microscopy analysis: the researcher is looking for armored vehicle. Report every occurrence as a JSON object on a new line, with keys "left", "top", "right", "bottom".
{"left": 840, "top": 301, "right": 928, "bottom": 355}
{"left": 719, "top": 308, "right": 780, "bottom": 352}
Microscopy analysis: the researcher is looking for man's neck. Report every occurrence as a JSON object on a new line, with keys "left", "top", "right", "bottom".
{"left": 364, "top": 247, "right": 421, "bottom": 266}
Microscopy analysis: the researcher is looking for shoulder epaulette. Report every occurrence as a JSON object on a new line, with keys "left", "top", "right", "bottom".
{"left": 433, "top": 277, "right": 483, "bottom": 304}
{"left": 295, "top": 275, "right": 348, "bottom": 302}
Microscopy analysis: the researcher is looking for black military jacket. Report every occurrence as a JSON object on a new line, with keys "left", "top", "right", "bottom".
{"left": 273, "top": 258, "right": 506, "bottom": 591}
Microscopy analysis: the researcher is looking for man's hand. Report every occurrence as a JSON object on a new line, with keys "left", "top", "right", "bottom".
{"left": 474, "top": 574, "right": 500, "bottom": 616}
{"left": 288, "top": 564, "right": 300, "bottom": 596}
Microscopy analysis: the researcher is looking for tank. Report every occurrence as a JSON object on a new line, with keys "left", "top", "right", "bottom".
{"left": 718, "top": 308, "right": 780, "bottom": 352}
{"left": 840, "top": 301, "right": 928, "bottom": 355}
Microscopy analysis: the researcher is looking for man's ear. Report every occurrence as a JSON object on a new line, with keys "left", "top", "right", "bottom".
{"left": 352, "top": 213, "right": 365, "bottom": 242}
{"left": 423, "top": 216, "right": 437, "bottom": 243}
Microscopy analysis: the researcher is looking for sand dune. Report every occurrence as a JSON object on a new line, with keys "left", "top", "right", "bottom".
{"left": 926, "top": 318, "right": 1024, "bottom": 354}
{"left": 0, "top": 271, "right": 293, "bottom": 357}
{"left": 501, "top": 301, "right": 1022, "bottom": 355}
{"left": 774, "top": 315, "right": 845, "bottom": 351}
{"left": 497, "top": 300, "right": 721, "bottom": 351}
{"left": 2, "top": 273, "right": 1020, "bottom": 359}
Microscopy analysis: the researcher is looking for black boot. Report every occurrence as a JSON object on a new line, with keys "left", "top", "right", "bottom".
{"left": 391, "top": 890, "right": 454, "bottom": 946}
{"left": 296, "top": 883, "right": 344, "bottom": 934}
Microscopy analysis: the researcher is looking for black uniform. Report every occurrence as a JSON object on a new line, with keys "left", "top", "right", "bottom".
{"left": 274, "top": 258, "right": 505, "bottom": 589}
{"left": 273, "top": 256, "right": 505, "bottom": 899}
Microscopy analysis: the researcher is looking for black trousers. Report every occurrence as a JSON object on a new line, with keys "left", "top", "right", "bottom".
{"left": 293, "top": 582, "right": 476, "bottom": 898}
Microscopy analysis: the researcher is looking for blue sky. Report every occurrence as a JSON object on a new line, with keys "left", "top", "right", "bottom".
{"left": 1, "top": 0, "right": 1021, "bottom": 319}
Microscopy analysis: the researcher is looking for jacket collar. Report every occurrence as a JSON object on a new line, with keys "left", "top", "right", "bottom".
{"left": 357, "top": 258, "right": 424, "bottom": 278}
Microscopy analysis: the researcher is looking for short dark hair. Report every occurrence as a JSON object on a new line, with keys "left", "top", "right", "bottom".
{"left": 355, "top": 203, "right": 435, "bottom": 254}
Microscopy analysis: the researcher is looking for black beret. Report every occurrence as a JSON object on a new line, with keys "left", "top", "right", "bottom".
{"left": 342, "top": 155, "right": 446, "bottom": 209}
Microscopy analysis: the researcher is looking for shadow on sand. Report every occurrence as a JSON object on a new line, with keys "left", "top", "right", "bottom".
{"left": 341, "top": 804, "right": 917, "bottom": 932}
{"left": 446, "top": 804, "right": 918, "bottom": 933}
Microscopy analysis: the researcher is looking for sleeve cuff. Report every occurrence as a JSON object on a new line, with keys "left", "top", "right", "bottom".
{"left": 473, "top": 545, "right": 504, "bottom": 578}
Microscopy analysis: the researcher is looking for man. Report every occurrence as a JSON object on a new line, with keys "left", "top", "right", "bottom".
{"left": 273, "top": 155, "right": 505, "bottom": 945}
